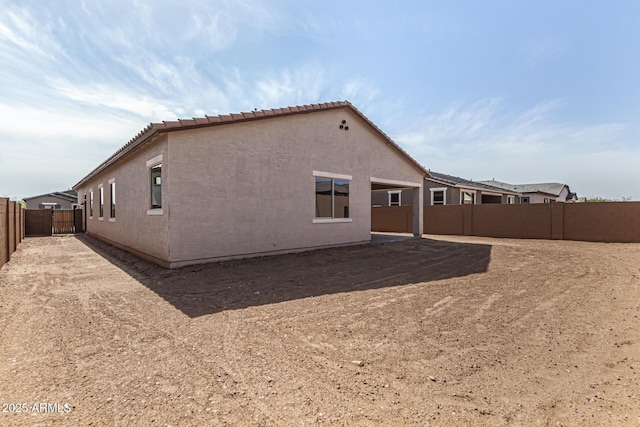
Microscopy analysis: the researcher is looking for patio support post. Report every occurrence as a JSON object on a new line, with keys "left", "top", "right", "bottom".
{"left": 412, "top": 183, "right": 424, "bottom": 237}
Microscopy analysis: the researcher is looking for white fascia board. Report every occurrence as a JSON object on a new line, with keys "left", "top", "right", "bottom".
{"left": 313, "top": 171, "right": 352, "bottom": 180}
{"left": 370, "top": 177, "right": 422, "bottom": 188}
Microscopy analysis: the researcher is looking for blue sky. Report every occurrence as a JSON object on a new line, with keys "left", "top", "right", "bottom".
{"left": 1, "top": 0, "right": 639, "bottom": 200}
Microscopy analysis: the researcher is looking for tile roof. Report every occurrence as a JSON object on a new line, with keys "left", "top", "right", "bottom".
{"left": 428, "top": 171, "right": 517, "bottom": 193}
{"left": 74, "top": 101, "right": 429, "bottom": 188}
{"left": 24, "top": 190, "right": 77, "bottom": 202}
{"left": 479, "top": 180, "right": 569, "bottom": 196}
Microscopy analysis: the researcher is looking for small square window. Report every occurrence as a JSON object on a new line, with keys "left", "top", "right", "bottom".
{"left": 388, "top": 190, "right": 401, "bottom": 206}
{"left": 461, "top": 191, "right": 475, "bottom": 205}
{"left": 432, "top": 191, "right": 444, "bottom": 205}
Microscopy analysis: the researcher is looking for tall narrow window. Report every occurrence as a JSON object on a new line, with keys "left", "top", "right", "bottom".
{"left": 99, "top": 186, "right": 104, "bottom": 218}
{"left": 151, "top": 164, "right": 162, "bottom": 209}
{"left": 315, "top": 177, "right": 349, "bottom": 219}
{"left": 333, "top": 179, "right": 349, "bottom": 218}
{"left": 315, "top": 178, "right": 332, "bottom": 218}
{"left": 109, "top": 181, "right": 116, "bottom": 218}
{"left": 89, "top": 191, "right": 94, "bottom": 217}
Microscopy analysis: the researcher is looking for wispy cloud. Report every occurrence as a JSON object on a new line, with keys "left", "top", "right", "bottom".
{"left": 0, "top": 8, "right": 62, "bottom": 58}
{"left": 340, "top": 79, "right": 379, "bottom": 105}
{"left": 253, "top": 67, "right": 327, "bottom": 109}
{"left": 390, "top": 98, "right": 627, "bottom": 190}
{"left": 521, "top": 36, "right": 568, "bottom": 67}
{"left": 1, "top": 1, "right": 638, "bottom": 201}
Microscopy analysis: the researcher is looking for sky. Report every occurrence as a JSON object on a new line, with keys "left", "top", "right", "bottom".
{"left": 1, "top": 0, "right": 639, "bottom": 200}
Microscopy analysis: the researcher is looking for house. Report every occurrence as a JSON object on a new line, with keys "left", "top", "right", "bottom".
{"left": 73, "top": 101, "right": 429, "bottom": 268}
{"left": 372, "top": 171, "right": 519, "bottom": 207}
{"left": 479, "top": 180, "right": 578, "bottom": 203}
{"left": 24, "top": 190, "right": 77, "bottom": 210}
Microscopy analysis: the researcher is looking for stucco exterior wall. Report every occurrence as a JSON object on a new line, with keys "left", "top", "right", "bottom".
{"left": 372, "top": 188, "right": 414, "bottom": 206}
{"left": 556, "top": 187, "right": 570, "bottom": 202}
{"left": 25, "top": 195, "right": 76, "bottom": 210}
{"left": 373, "top": 182, "right": 488, "bottom": 207}
{"left": 166, "top": 108, "right": 425, "bottom": 267}
{"left": 76, "top": 136, "right": 170, "bottom": 265}
{"left": 424, "top": 181, "right": 458, "bottom": 205}
{"left": 523, "top": 192, "right": 556, "bottom": 204}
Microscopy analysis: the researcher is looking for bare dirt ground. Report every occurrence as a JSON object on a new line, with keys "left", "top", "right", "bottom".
{"left": 0, "top": 234, "right": 639, "bottom": 426}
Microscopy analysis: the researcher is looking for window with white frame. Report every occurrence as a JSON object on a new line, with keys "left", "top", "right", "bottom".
{"left": 109, "top": 178, "right": 116, "bottom": 220}
{"left": 461, "top": 191, "right": 475, "bottom": 205}
{"left": 98, "top": 185, "right": 104, "bottom": 218}
{"left": 146, "top": 154, "right": 163, "bottom": 214}
{"left": 507, "top": 195, "right": 515, "bottom": 204}
{"left": 313, "top": 171, "right": 351, "bottom": 222}
{"left": 151, "top": 165, "right": 162, "bottom": 209}
{"left": 388, "top": 190, "right": 402, "bottom": 206}
{"left": 430, "top": 187, "right": 447, "bottom": 205}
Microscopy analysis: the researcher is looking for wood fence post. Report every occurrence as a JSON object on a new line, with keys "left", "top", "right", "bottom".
{"left": 4, "top": 198, "right": 10, "bottom": 262}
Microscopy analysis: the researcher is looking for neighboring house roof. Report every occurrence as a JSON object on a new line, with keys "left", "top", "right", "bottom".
{"left": 24, "top": 190, "right": 77, "bottom": 203}
{"left": 74, "top": 101, "right": 430, "bottom": 189}
{"left": 479, "top": 180, "right": 570, "bottom": 197}
{"left": 428, "top": 171, "right": 517, "bottom": 194}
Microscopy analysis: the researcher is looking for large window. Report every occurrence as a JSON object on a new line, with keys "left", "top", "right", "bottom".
{"left": 151, "top": 164, "right": 162, "bottom": 209}
{"left": 109, "top": 180, "right": 116, "bottom": 219}
{"left": 315, "top": 177, "right": 350, "bottom": 219}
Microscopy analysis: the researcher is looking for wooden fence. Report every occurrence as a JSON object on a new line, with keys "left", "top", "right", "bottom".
{"left": 0, "top": 198, "right": 25, "bottom": 270}
{"left": 372, "top": 202, "right": 640, "bottom": 243}
{"left": 25, "top": 208, "right": 84, "bottom": 236}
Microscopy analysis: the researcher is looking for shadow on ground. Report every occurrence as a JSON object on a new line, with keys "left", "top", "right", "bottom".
{"left": 76, "top": 234, "right": 492, "bottom": 318}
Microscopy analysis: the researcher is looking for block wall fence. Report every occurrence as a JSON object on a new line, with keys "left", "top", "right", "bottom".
{"left": 372, "top": 202, "right": 640, "bottom": 243}
{"left": 0, "top": 198, "right": 25, "bottom": 270}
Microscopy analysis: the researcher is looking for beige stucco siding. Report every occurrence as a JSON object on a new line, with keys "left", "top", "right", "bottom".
{"left": 525, "top": 192, "right": 560, "bottom": 203}
{"left": 76, "top": 136, "right": 170, "bottom": 264}
{"left": 166, "top": 108, "right": 424, "bottom": 266}
{"left": 25, "top": 195, "right": 76, "bottom": 210}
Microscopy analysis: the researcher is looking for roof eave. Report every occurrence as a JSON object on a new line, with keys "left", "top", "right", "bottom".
{"left": 73, "top": 127, "right": 161, "bottom": 189}
{"left": 73, "top": 101, "right": 430, "bottom": 189}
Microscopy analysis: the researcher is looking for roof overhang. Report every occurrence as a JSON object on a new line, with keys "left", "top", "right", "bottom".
{"left": 74, "top": 101, "right": 430, "bottom": 190}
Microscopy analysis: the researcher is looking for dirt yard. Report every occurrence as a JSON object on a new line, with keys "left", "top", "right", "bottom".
{"left": 0, "top": 234, "right": 638, "bottom": 426}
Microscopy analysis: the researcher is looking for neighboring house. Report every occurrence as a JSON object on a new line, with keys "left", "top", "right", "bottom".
{"left": 74, "top": 101, "right": 429, "bottom": 268}
{"left": 372, "top": 171, "right": 519, "bottom": 207}
{"left": 479, "top": 180, "right": 578, "bottom": 203}
{"left": 24, "top": 190, "right": 77, "bottom": 210}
